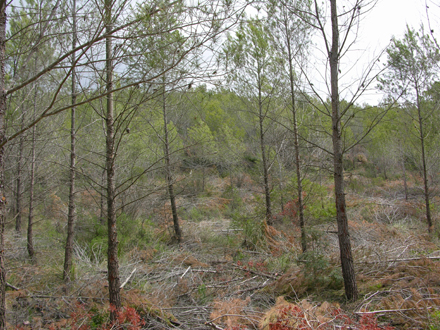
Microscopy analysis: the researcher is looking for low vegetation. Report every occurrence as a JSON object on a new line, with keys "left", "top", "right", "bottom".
{"left": 6, "top": 161, "right": 440, "bottom": 329}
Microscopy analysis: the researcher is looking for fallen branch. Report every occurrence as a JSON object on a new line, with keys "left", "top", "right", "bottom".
{"left": 6, "top": 282, "right": 20, "bottom": 290}
{"left": 354, "top": 307, "right": 430, "bottom": 315}
{"left": 205, "top": 320, "right": 224, "bottom": 330}
{"left": 204, "top": 276, "right": 245, "bottom": 289}
{"left": 180, "top": 266, "right": 191, "bottom": 279}
{"left": 20, "top": 295, "right": 106, "bottom": 302}
{"left": 235, "top": 279, "right": 271, "bottom": 294}
{"left": 390, "top": 256, "right": 440, "bottom": 262}
{"left": 356, "top": 256, "right": 440, "bottom": 265}
{"left": 233, "top": 264, "right": 278, "bottom": 279}
{"left": 213, "top": 229, "right": 243, "bottom": 232}
{"left": 120, "top": 267, "right": 137, "bottom": 289}
{"left": 147, "top": 267, "right": 217, "bottom": 282}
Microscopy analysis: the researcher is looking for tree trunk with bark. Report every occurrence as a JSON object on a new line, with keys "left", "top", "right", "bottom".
{"left": 0, "top": 3, "right": 7, "bottom": 327}
{"left": 401, "top": 147, "right": 408, "bottom": 200}
{"left": 415, "top": 84, "right": 432, "bottom": 232}
{"left": 105, "top": 0, "right": 121, "bottom": 318}
{"left": 15, "top": 127, "right": 24, "bottom": 233}
{"left": 329, "top": 0, "right": 357, "bottom": 301}
{"left": 258, "top": 81, "right": 272, "bottom": 225}
{"left": 63, "top": 0, "right": 77, "bottom": 282}
{"left": 286, "top": 31, "right": 306, "bottom": 253}
{"left": 162, "top": 86, "right": 182, "bottom": 242}
{"left": 100, "top": 168, "right": 106, "bottom": 225}
{"left": 27, "top": 88, "right": 37, "bottom": 260}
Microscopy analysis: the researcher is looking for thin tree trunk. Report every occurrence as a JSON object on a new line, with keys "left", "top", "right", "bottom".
{"left": 105, "top": 0, "right": 121, "bottom": 317}
{"left": 415, "top": 85, "right": 432, "bottom": 232}
{"left": 277, "top": 155, "right": 284, "bottom": 213}
{"left": 202, "top": 166, "right": 205, "bottom": 192}
{"left": 286, "top": 27, "right": 306, "bottom": 253}
{"left": 15, "top": 120, "right": 24, "bottom": 233}
{"left": 100, "top": 168, "right": 106, "bottom": 225}
{"left": 63, "top": 0, "right": 77, "bottom": 282}
{"left": 329, "top": 0, "right": 357, "bottom": 301}
{"left": 401, "top": 147, "right": 408, "bottom": 200}
{"left": 27, "top": 87, "right": 37, "bottom": 260}
{"left": 260, "top": 119, "right": 272, "bottom": 225}
{"left": 0, "top": 2, "right": 7, "bottom": 327}
{"left": 162, "top": 83, "right": 182, "bottom": 242}
{"left": 258, "top": 79, "right": 272, "bottom": 225}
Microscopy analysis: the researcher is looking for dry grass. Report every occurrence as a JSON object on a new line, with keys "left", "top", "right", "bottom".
{"left": 259, "top": 296, "right": 340, "bottom": 330}
{"left": 210, "top": 297, "right": 260, "bottom": 328}
{"left": 5, "top": 172, "right": 440, "bottom": 329}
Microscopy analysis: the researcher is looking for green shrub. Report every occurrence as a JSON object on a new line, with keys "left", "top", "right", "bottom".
{"left": 363, "top": 162, "right": 378, "bottom": 178}
{"left": 279, "top": 178, "right": 335, "bottom": 225}
{"left": 230, "top": 214, "right": 266, "bottom": 250}
{"left": 188, "top": 206, "right": 204, "bottom": 221}
{"left": 244, "top": 154, "right": 259, "bottom": 169}
{"left": 299, "top": 250, "right": 344, "bottom": 294}
{"left": 347, "top": 178, "right": 365, "bottom": 193}
{"left": 266, "top": 252, "right": 293, "bottom": 273}
{"left": 305, "top": 198, "right": 336, "bottom": 224}
{"left": 343, "top": 157, "right": 355, "bottom": 171}
{"left": 430, "top": 310, "right": 440, "bottom": 330}
{"left": 371, "top": 176, "right": 385, "bottom": 187}
{"left": 360, "top": 204, "right": 374, "bottom": 222}
{"left": 74, "top": 214, "right": 156, "bottom": 262}
{"left": 197, "top": 284, "right": 209, "bottom": 304}
{"left": 222, "top": 186, "right": 244, "bottom": 218}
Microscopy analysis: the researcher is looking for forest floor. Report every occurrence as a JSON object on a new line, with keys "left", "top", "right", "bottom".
{"left": 5, "top": 170, "right": 440, "bottom": 329}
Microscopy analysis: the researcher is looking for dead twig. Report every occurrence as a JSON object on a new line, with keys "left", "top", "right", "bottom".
{"left": 120, "top": 267, "right": 137, "bottom": 289}
{"left": 354, "top": 307, "right": 431, "bottom": 314}
{"left": 355, "top": 256, "right": 440, "bottom": 265}
{"left": 6, "top": 282, "right": 20, "bottom": 290}
{"left": 180, "top": 266, "right": 191, "bottom": 279}
{"left": 233, "top": 264, "right": 278, "bottom": 279}
{"left": 205, "top": 320, "right": 225, "bottom": 330}
{"left": 235, "top": 279, "right": 271, "bottom": 294}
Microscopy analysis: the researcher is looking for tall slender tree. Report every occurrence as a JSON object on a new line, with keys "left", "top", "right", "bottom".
{"left": 27, "top": 85, "right": 37, "bottom": 260}
{"left": 0, "top": 1, "right": 6, "bottom": 326}
{"left": 267, "top": 0, "right": 312, "bottom": 252}
{"left": 224, "top": 19, "right": 282, "bottom": 225}
{"left": 104, "top": 0, "right": 122, "bottom": 317}
{"left": 161, "top": 77, "right": 182, "bottom": 242}
{"left": 63, "top": 0, "right": 78, "bottom": 282}
{"left": 123, "top": 0, "right": 242, "bottom": 241}
{"left": 380, "top": 26, "right": 440, "bottom": 233}
{"left": 296, "top": 0, "right": 384, "bottom": 301}
{"left": 328, "top": 0, "right": 358, "bottom": 301}
{"left": 14, "top": 117, "right": 25, "bottom": 233}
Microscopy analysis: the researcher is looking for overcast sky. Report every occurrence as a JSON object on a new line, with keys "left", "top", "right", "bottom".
{"left": 341, "top": 0, "right": 439, "bottom": 105}
{"left": 363, "top": 0, "right": 427, "bottom": 44}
